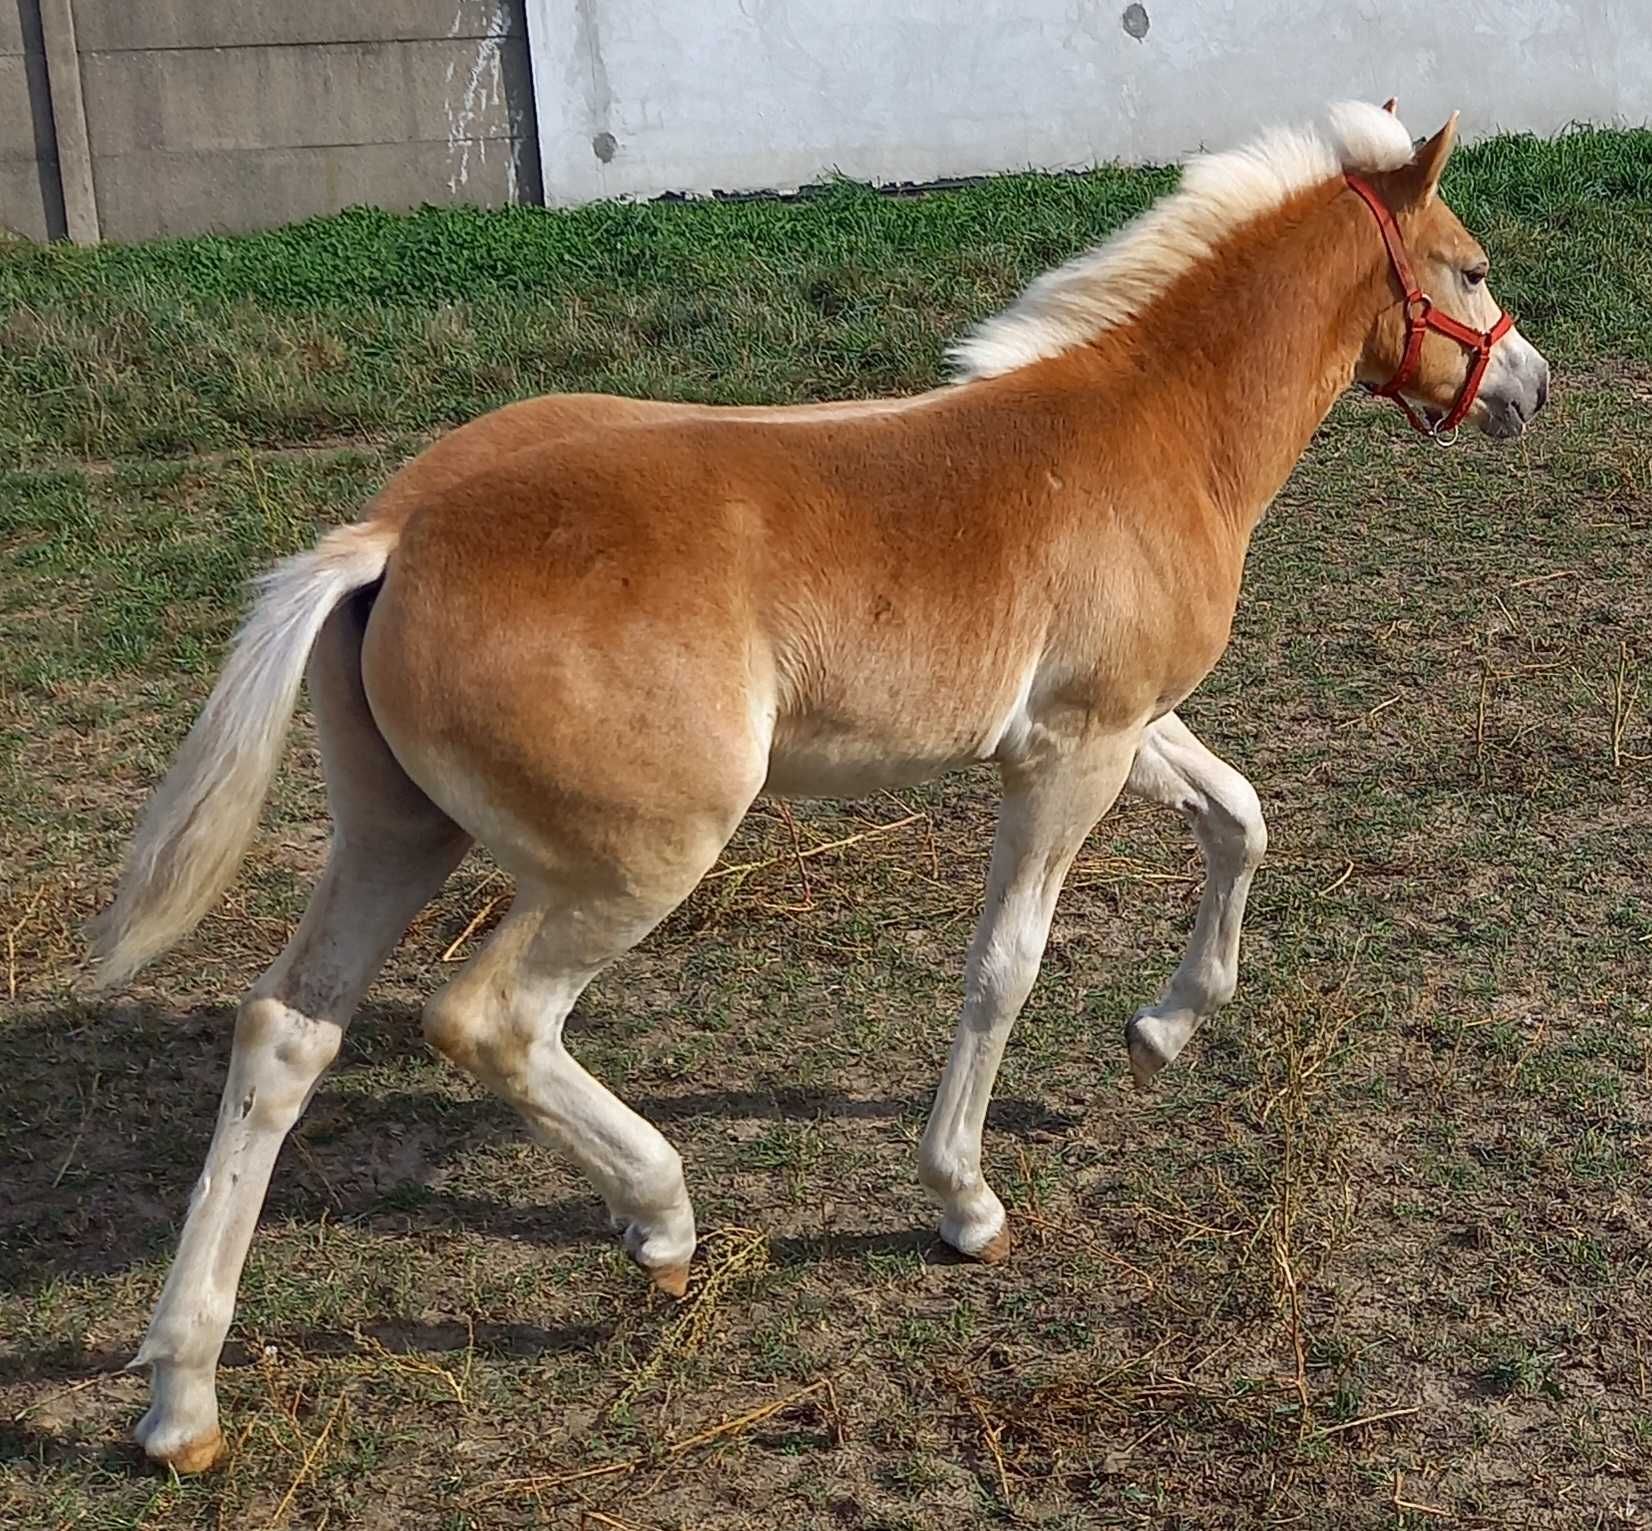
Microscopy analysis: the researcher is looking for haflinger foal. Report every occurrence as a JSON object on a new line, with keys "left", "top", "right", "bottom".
{"left": 89, "top": 100, "right": 1547, "bottom": 1471}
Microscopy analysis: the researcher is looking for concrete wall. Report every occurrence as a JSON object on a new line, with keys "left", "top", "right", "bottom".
{"left": 1, "top": 0, "right": 540, "bottom": 243}
{"left": 1, "top": 1, "right": 63, "bottom": 240}
{"left": 3, "top": 0, "right": 1649, "bottom": 243}
{"left": 527, "top": 0, "right": 1652, "bottom": 202}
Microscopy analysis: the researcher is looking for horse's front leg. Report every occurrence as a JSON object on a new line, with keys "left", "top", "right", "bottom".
{"left": 1122, "top": 711, "right": 1267, "bottom": 1085}
{"left": 919, "top": 733, "right": 1139, "bottom": 1260}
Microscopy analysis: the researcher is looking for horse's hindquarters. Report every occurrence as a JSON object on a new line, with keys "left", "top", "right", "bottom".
{"left": 358, "top": 533, "right": 767, "bottom": 909}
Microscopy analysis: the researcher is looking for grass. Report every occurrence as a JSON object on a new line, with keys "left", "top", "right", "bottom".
{"left": 3, "top": 126, "right": 1652, "bottom": 465}
{"left": 2, "top": 129, "right": 1650, "bottom": 1529}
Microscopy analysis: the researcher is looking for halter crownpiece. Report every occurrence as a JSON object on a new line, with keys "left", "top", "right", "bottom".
{"left": 1344, "top": 172, "right": 1514, "bottom": 444}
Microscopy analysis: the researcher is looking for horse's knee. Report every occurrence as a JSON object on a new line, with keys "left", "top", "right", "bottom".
{"left": 967, "top": 914, "right": 1044, "bottom": 1014}
{"left": 1216, "top": 764, "right": 1266, "bottom": 859}
{"left": 1229, "top": 781, "right": 1268, "bottom": 869}
{"left": 1202, "top": 771, "right": 1267, "bottom": 873}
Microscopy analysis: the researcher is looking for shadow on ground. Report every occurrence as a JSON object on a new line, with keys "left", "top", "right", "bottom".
{"left": 1, "top": 996, "right": 1064, "bottom": 1377}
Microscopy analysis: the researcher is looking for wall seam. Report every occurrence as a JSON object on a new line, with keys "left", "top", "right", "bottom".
{"left": 36, "top": 0, "right": 98, "bottom": 241}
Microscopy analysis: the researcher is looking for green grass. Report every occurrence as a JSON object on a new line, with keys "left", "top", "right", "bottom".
{"left": 4, "top": 127, "right": 1652, "bottom": 465}
{"left": 2, "top": 131, "right": 1651, "bottom": 1529}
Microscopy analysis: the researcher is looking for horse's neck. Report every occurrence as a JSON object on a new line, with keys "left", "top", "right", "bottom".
{"left": 1108, "top": 191, "right": 1382, "bottom": 535}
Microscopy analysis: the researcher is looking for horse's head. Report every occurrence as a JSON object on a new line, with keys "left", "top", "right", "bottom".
{"left": 1353, "top": 109, "right": 1550, "bottom": 441}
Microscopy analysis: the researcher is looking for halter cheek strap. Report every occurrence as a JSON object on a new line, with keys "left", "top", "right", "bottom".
{"left": 1344, "top": 172, "right": 1514, "bottom": 443}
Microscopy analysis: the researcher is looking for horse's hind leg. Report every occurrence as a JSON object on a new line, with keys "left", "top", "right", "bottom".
{"left": 421, "top": 861, "right": 722, "bottom": 1298}
{"left": 1122, "top": 712, "right": 1267, "bottom": 1085}
{"left": 131, "top": 599, "right": 469, "bottom": 1473}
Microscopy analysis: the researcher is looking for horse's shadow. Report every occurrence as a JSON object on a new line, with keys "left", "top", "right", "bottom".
{"left": 0, "top": 1310, "right": 613, "bottom": 1393}
{"left": 1, "top": 996, "right": 1078, "bottom": 1380}
{"left": 0, "top": 1312, "right": 613, "bottom": 1473}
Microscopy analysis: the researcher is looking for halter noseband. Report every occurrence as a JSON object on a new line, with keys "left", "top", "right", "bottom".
{"left": 1344, "top": 172, "right": 1514, "bottom": 445}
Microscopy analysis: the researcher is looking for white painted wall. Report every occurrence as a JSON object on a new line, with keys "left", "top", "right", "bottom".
{"left": 525, "top": 0, "right": 1651, "bottom": 203}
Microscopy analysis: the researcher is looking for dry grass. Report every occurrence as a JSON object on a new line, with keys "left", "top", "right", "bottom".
{"left": 3, "top": 165, "right": 1651, "bottom": 1528}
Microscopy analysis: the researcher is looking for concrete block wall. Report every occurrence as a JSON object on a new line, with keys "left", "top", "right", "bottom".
{"left": 1, "top": 0, "right": 541, "bottom": 243}
{"left": 4, "top": 0, "right": 1649, "bottom": 244}
{"left": 1, "top": 1, "right": 62, "bottom": 240}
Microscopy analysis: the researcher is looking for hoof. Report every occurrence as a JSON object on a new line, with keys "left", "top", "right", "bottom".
{"left": 1125, "top": 1015, "right": 1174, "bottom": 1088}
{"left": 648, "top": 1263, "right": 691, "bottom": 1299}
{"left": 618, "top": 1217, "right": 696, "bottom": 1298}
{"left": 1127, "top": 1038, "right": 1166, "bottom": 1088}
{"left": 145, "top": 1426, "right": 225, "bottom": 1476}
{"left": 972, "top": 1224, "right": 1013, "bottom": 1265}
{"left": 615, "top": 1205, "right": 697, "bottom": 1299}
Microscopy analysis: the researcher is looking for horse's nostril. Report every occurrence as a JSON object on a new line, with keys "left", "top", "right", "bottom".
{"left": 1536, "top": 373, "right": 1550, "bottom": 411}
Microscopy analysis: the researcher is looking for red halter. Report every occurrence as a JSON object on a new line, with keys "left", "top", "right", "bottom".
{"left": 1344, "top": 172, "right": 1514, "bottom": 442}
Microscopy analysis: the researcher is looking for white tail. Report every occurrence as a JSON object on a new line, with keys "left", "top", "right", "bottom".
{"left": 86, "top": 520, "right": 400, "bottom": 991}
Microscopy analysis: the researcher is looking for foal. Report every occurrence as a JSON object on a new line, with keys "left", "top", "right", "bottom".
{"left": 90, "top": 101, "right": 1547, "bottom": 1471}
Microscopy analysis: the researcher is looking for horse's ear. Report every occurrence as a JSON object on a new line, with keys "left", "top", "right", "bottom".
{"left": 1381, "top": 96, "right": 1398, "bottom": 115}
{"left": 1402, "top": 111, "right": 1459, "bottom": 206}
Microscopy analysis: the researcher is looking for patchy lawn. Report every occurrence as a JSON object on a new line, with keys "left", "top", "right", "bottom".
{"left": 2, "top": 132, "right": 1649, "bottom": 1529}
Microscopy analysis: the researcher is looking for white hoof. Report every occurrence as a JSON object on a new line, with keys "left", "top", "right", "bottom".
{"left": 135, "top": 1405, "right": 224, "bottom": 1474}
{"left": 938, "top": 1189, "right": 1008, "bottom": 1261}
{"left": 1126, "top": 1005, "right": 1197, "bottom": 1086}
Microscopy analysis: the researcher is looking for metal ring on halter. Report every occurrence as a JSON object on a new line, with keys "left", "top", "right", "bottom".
{"left": 1431, "top": 423, "right": 1459, "bottom": 447}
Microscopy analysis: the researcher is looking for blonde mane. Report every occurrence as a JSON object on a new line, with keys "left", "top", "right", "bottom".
{"left": 950, "top": 100, "right": 1417, "bottom": 381}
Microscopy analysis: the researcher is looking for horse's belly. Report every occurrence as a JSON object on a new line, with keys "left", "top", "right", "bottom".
{"left": 762, "top": 724, "right": 989, "bottom": 800}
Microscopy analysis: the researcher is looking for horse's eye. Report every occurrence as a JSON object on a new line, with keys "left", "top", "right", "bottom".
{"left": 1464, "top": 265, "right": 1488, "bottom": 288}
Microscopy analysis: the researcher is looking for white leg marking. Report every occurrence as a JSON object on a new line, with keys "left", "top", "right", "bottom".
{"left": 130, "top": 840, "right": 461, "bottom": 1470}
{"left": 132, "top": 995, "right": 339, "bottom": 1469}
{"left": 1123, "top": 712, "right": 1267, "bottom": 1084}
{"left": 423, "top": 897, "right": 697, "bottom": 1287}
{"left": 919, "top": 736, "right": 1139, "bottom": 1257}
